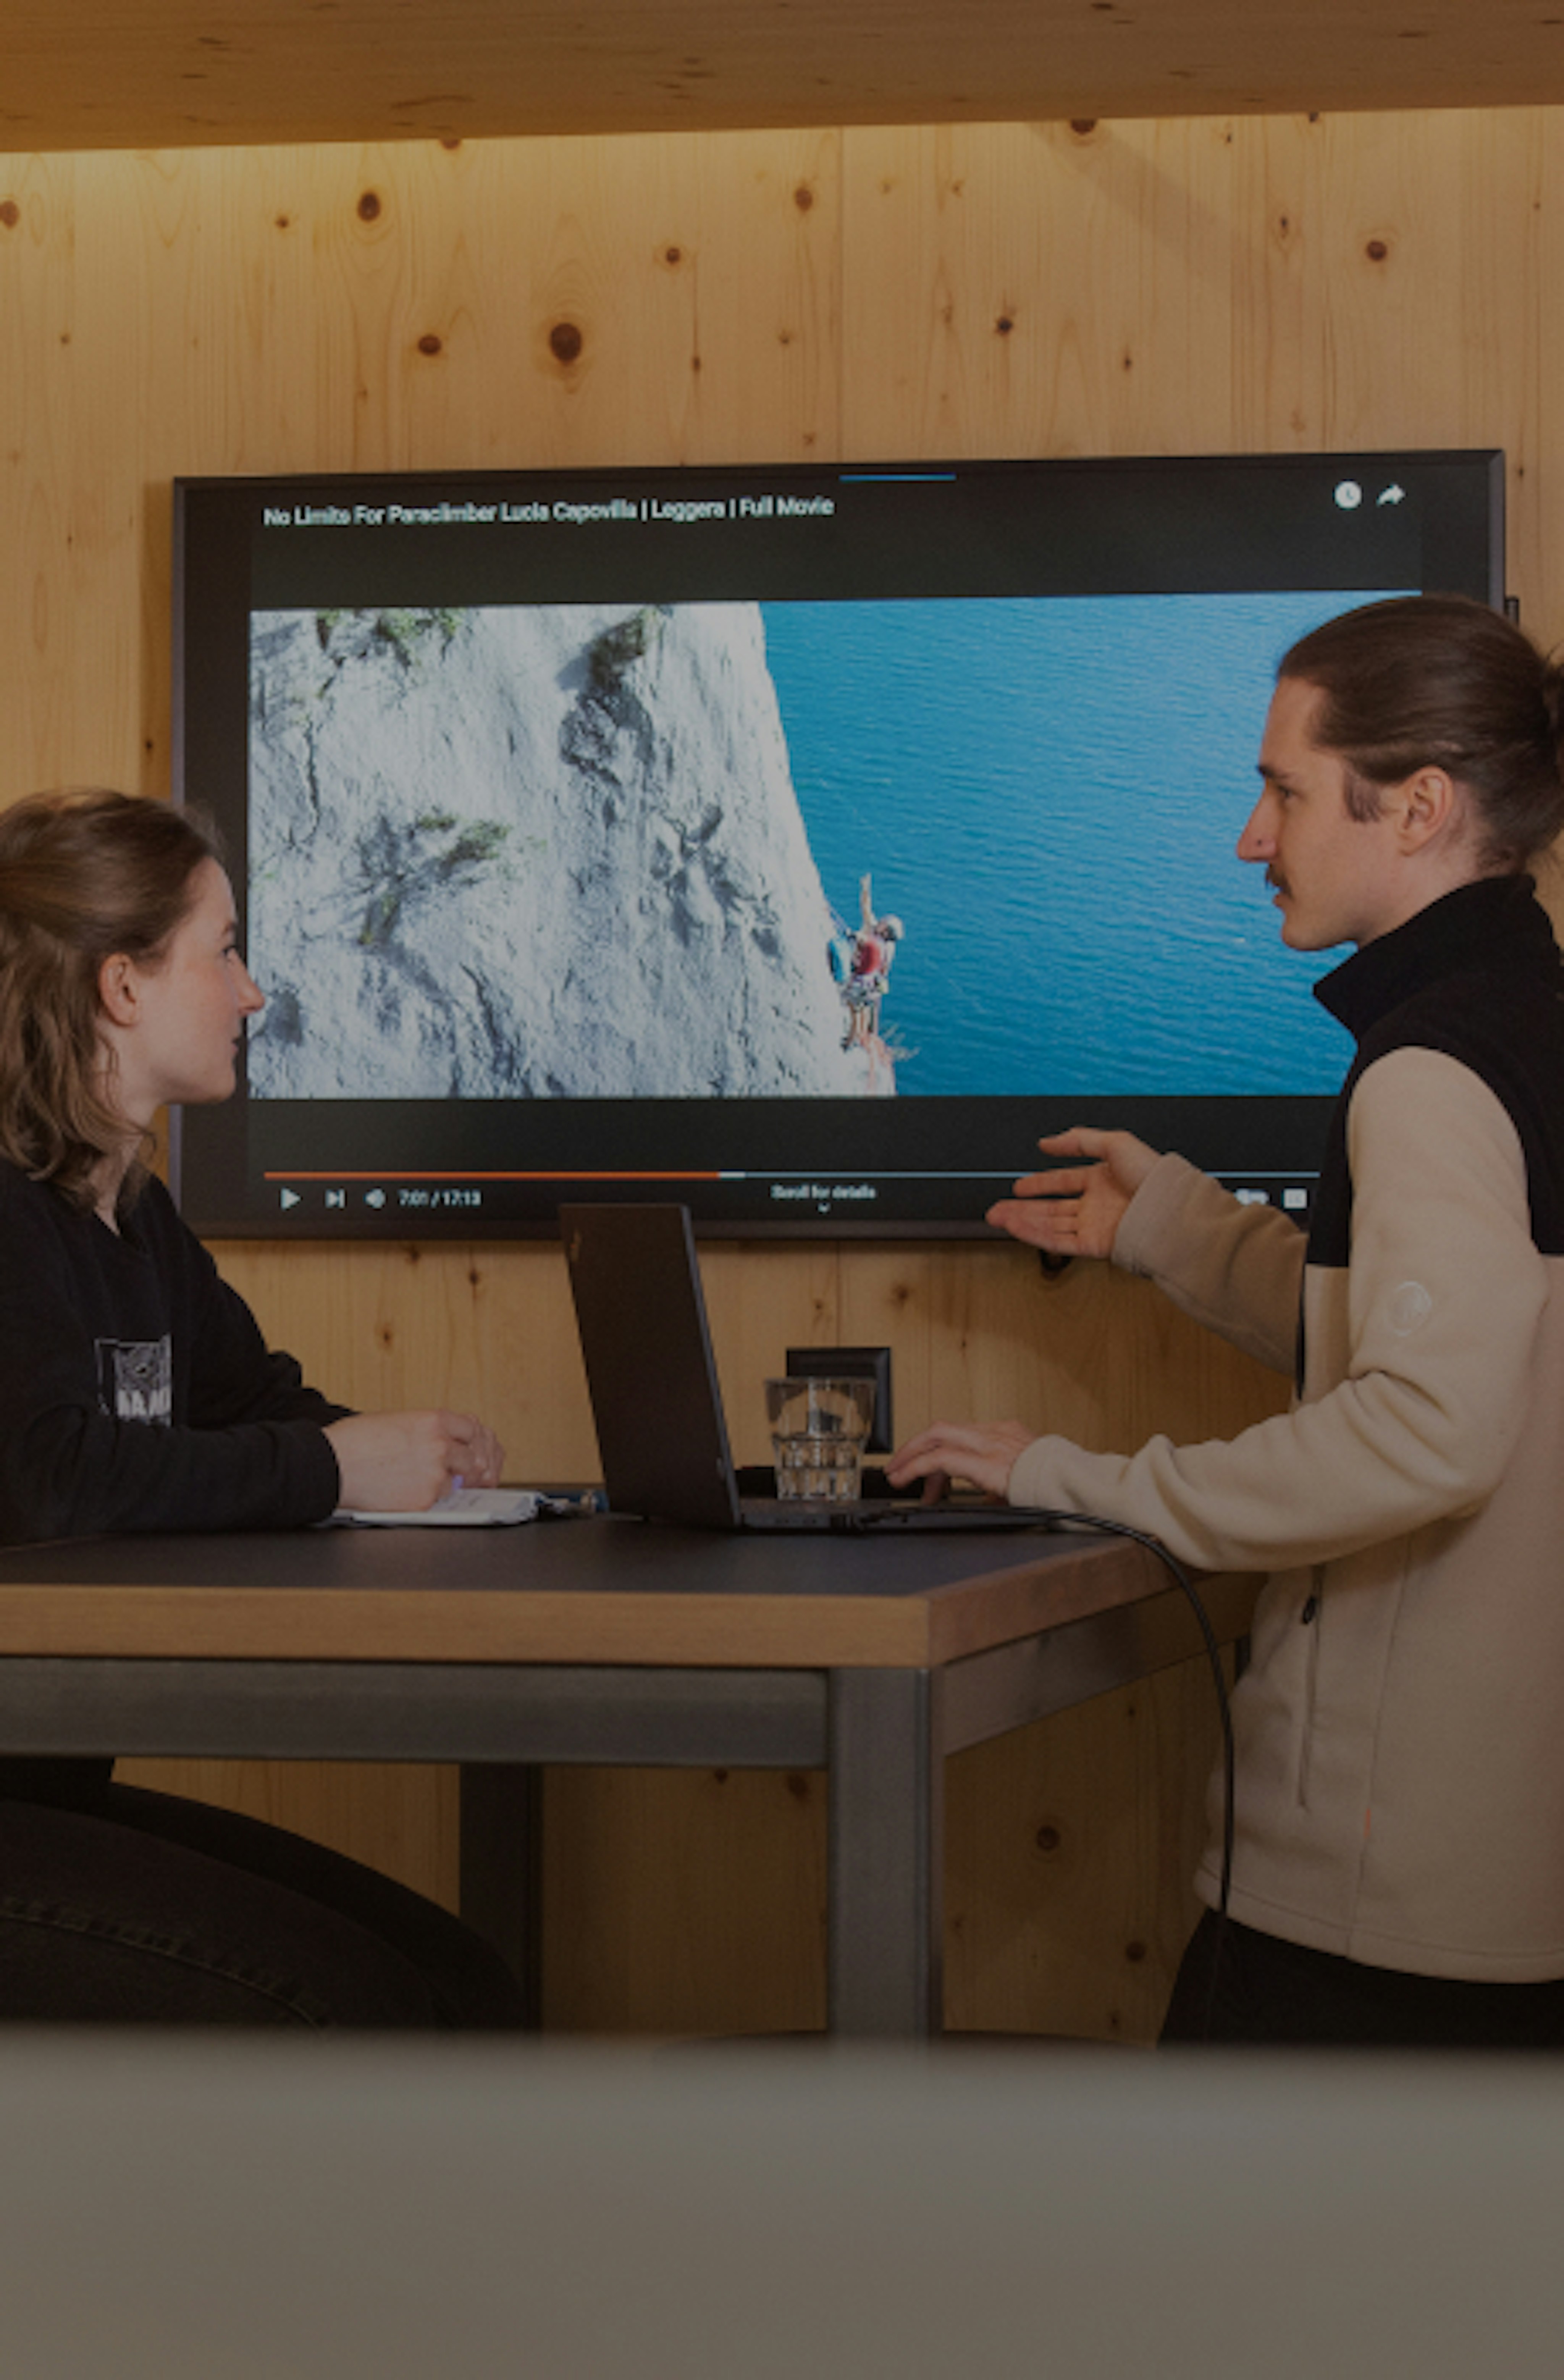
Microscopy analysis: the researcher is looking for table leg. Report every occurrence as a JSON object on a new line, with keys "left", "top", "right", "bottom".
{"left": 459, "top": 1764, "right": 544, "bottom": 2029}
{"left": 827, "top": 1667, "right": 943, "bottom": 2039}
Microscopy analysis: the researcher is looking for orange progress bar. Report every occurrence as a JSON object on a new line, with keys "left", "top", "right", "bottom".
{"left": 262, "top": 1170, "right": 725, "bottom": 1182}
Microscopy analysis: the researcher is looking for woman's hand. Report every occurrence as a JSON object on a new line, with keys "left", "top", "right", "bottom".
{"left": 987, "top": 1126, "right": 1161, "bottom": 1260}
{"left": 884, "top": 1418, "right": 1037, "bottom": 1503}
{"left": 323, "top": 1409, "right": 505, "bottom": 1511}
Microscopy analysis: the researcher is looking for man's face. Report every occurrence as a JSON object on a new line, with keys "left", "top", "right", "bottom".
{"left": 1238, "top": 676, "right": 1408, "bottom": 951}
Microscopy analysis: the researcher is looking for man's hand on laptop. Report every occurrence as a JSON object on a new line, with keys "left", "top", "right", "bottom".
{"left": 884, "top": 1419, "right": 1035, "bottom": 1503}
{"left": 325, "top": 1409, "right": 506, "bottom": 1512}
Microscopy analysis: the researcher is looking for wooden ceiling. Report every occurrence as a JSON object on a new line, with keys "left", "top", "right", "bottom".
{"left": 5, "top": 0, "right": 1564, "bottom": 153}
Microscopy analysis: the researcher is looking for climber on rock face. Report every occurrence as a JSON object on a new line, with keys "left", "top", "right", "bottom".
{"left": 838, "top": 872, "right": 903, "bottom": 1052}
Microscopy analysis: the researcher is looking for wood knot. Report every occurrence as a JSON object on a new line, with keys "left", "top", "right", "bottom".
{"left": 1125, "top": 1940, "right": 1147, "bottom": 1963}
{"left": 0, "top": 200, "right": 18, "bottom": 229}
{"left": 356, "top": 190, "right": 381, "bottom": 222}
{"left": 1035, "top": 1824, "right": 1062, "bottom": 1854}
{"left": 1365, "top": 237, "right": 1390, "bottom": 261}
{"left": 1070, "top": 118, "right": 1098, "bottom": 135}
{"left": 664, "top": 244, "right": 683, "bottom": 264}
{"left": 785, "top": 1772, "right": 809, "bottom": 1801}
{"left": 416, "top": 332, "right": 443, "bottom": 356}
{"left": 793, "top": 183, "right": 815, "bottom": 211}
{"left": 995, "top": 314, "right": 1015, "bottom": 335}
{"left": 548, "top": 319, "right": 584, "bottom": 365}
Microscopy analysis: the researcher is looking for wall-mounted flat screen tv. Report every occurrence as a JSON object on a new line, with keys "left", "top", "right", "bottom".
{"left": 172, "top": 449, "right": 1504, "bottom": 1239}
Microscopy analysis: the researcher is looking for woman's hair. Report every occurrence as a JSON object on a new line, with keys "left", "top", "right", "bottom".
{"left": 0, "top": 788, "right": 222, "bottom": 1207}
{"left": 1279, "top": 594, "right": 1564, "bottom": 870}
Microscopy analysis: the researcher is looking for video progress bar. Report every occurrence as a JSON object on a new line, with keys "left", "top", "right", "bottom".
{"left": 263, "top": 1171, "right": 724, "bottom": 1182}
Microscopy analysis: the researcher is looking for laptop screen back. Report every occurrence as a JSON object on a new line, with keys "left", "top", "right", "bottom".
{"left": 561, "top": 1203, "right": 743, "bottom": 1529}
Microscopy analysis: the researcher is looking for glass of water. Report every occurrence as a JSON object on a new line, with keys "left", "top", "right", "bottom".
{"left": 764, "top": 1377, "right": 876, "bottom": 1502}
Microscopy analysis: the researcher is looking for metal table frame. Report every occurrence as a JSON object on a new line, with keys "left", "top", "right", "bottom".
{"left": 0, "top": 1566, "right": 1249, "bottom": 2034}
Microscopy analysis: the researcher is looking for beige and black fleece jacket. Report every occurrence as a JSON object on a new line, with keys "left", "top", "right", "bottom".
{"left": 1008, "top": 874, "right": 1564, "bottom": 1981}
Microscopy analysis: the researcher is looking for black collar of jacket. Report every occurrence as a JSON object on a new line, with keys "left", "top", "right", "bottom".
{"left": 1313, "top": 874, "right": 1558, "bottom": 1046}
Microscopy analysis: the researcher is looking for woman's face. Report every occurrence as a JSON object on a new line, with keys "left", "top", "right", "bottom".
{"left": 105, "top": 858, "right": 265, "bottom": 1123}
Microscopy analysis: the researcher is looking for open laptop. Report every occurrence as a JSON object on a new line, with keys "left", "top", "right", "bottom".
{"left": 560, "top": 1202, "right": 1055, "bottom": 1534}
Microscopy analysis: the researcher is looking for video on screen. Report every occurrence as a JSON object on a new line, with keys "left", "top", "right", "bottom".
{"left": 172, "top": 449, "right": 1503, "bottom": 1234}
{"left": 248, "top": 589, "right": 1382, "bottom": 1108}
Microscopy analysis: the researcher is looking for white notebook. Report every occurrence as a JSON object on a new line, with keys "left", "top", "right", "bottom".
{"left": 331, "top": 1486, "right": 557, "bottom": 1528}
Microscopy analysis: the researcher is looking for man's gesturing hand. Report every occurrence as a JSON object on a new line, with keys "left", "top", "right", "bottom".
{"left": 987, "top": 1126, "right": 1160, "bottom": 1260}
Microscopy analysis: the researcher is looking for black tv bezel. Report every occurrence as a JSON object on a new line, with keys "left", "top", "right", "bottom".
{"left": 170, "top": 448, "right": 1506, "bottom": 1243}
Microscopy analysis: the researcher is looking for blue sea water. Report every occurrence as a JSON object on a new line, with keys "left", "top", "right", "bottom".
{"left": 760, "top": 592, "right": 1407, "bottom": 1098}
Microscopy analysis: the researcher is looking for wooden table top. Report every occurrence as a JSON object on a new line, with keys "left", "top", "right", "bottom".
{"left": 0, "top": 1516, "right": 1255, "bottom": 1671}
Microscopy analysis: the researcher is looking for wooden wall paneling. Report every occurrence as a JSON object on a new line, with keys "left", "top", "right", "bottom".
{"left": 896, "top": 1242, "right": 1290, "bottom": 1456}
{"left": 0, "top": 157, "right": 91, "bottom": 797}
{"left": 1300, "top": 115, "right": 1438, "bottom": 454}
{"left": 362, "top": 127, "right": 847, "bottom": 471}
{"left": 835, "top": 1243, "right": 937, "bottom": 1446}
{"left": 63, "top": 158, "right": 163, "bottom": 795}
{"left": 1034, "top": 115, "right": 1244, "bottom": 459}
{"left": 1427, "top": 108, "right": 1540, "bottom": 461}
{"left": 1302, "top": 111, "right": 1541, "bottom": 461}
{"left": 541, "top": 1763, "right": 828, "bottom": 2036}
{"left": 1228, "top": 114, "right": 1325, "bottom": 450}
{"left": 1509, "top": 115, "right": 1564, "bottom": 647}
{"left": 836, "top": 116, "right": 1241, "bottom": 461}
{"left": 113, "top": 1756, "right": 461, "bottom": 1908}
{"left": 944, "top": 1651, "right": 1228, "bottom": 2039}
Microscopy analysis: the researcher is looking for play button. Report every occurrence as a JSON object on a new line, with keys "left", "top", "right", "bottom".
{"left": 278, "top": 1186, "right": 301, "bottom": 1210}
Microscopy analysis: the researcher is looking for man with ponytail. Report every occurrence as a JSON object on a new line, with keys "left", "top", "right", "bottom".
{"left": 891, "top": 596, "right": 1564, "bottom": 2047}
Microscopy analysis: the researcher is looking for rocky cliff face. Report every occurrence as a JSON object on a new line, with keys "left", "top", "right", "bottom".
{"left": 247, "top": 600, "right": 890, "bottom": 1099}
